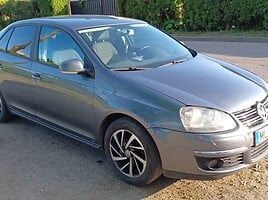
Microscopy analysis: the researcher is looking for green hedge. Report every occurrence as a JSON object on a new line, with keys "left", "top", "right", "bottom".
{"left": 36, "top": 0, "right": 68, "bottom": 16}
{"left": 1, "top": 0, "right": 267, "bottom": 31}
{"left": 0, "top": 0, "right": 69, "bottom": 30}
{"left": 0, "top": 0, "right": 39, "bottom": 30}
{"left": 182, "top": 0, "right": 266, "bottom": 31}
{"left": 117, "top": 0, "right": 268, "bottom": 31}
{"left": 117, "top": 0, "right": 180, "bottom": 30}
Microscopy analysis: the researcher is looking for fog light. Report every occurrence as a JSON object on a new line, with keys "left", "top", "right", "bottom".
{"left": 207, "top": 159, "right": 224, "bottom": 170}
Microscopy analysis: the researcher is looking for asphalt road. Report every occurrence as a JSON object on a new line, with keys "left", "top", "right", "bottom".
{"left": 0, "top": 41, "right": 267, "bottom": 200}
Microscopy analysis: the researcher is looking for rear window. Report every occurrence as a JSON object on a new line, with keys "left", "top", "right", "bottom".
{"left": 0, "top": 29, "right": 13, "bottom": 52}
{"left": 7, "top": 26, "right": 36, "bottom": 58}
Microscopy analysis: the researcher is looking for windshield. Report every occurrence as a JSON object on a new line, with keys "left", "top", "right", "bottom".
{"left": 78, "top": 23, "right": 193, "bottom": 70}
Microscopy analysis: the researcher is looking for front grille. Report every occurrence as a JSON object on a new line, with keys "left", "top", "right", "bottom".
{"left": 233, "top": 107, "right": 263, "bottom": 127}
{"left": 251, "top": 139, "right": 268, "bottom": 159}
{"left": 233, "top": 96, "right": 268, "bottom": 128}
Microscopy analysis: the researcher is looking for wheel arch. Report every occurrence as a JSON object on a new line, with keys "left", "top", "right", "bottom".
{"left": 98, "top": 113, "right": 162, "bottom": 164}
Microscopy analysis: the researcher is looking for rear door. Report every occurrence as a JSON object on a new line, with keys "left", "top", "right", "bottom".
{"left": 0, "top": 26, "right": 36, "bottom": 115}
{"left": 31, "top": 26, "right": 95, "bottom": 138}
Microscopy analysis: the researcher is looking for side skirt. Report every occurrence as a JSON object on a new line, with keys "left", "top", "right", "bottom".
{"left": 10, "top": 107, "right": 101, "bottom": 149}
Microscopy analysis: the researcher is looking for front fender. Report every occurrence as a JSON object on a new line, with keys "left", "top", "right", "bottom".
{"left": 95, "top": 84, "right": 184, "bottom": 131}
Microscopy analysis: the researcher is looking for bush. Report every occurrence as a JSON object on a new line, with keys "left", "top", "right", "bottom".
{"left": 237, "top": 0, "right": 266, "bottom": 30}
{"left": 36, "top": 0, "right": 68, "bottom": 16}
{"left": 0, "top": 0, "right": 266, "bottom": 31}
{"left": 264, "top": 0, "right": 268, "bottom": 30}
{"left": 35, "top": 0, "right": 52, "bottom": 16}
{"left": 116, "top": 0, "right": 127, "bottom": 16}
{"left": 0, "top": 0, "right": 39, "bottom": 30}
{"left": 0, "top": 0, "right": 7, "bottom": 5}
{"left": 117, "top": 0, "right": 267, "bottom": 31}
{"left": 0, "top": 0, "right": 69, "bottom": 30}
{"left": 182, "top": 0, "right": 266, "bottom": 31}
{"left": 51, "top": 0, "right": 69, "bottom": 15}
{"left": 117, "top": 0, "right": 179, "bottom": 31}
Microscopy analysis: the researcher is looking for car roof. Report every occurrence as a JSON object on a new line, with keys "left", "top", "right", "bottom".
{"left": 11, "top": 15, "right": 146, "bottom": 30}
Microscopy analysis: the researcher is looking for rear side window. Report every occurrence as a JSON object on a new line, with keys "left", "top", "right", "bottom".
{"left": 0, "top": 29, "right": 13, "bottom": 52}
{"left": 7, "top": 26, "right": 36, "bottom": 58}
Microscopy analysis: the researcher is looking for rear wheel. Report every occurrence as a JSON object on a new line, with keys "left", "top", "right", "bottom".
{"left": 104, "top": 117, "right": 162, "bottom": 185}
{"left": 0, "top": 92, "right": 11, "bottom": 122}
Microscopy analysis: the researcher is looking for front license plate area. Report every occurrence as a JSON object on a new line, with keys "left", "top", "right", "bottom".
{"left": 254, "top": 126, "right": 268, "bottom": 146}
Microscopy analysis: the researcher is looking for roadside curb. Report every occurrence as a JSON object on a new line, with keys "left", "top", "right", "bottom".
{"left": 173, "top": 36, "right": 268, "bottom": 43}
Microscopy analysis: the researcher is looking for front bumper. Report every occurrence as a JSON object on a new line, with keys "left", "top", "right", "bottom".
{"left": 148, "top": 121, "right": 268, "bottom": 180}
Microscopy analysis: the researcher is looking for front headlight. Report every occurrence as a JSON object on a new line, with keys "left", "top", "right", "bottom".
{"left": 180, "top": 106, "right": 237, "bottom": 133}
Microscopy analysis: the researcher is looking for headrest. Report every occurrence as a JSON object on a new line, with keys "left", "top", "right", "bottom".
{"left": 97, "top": 30, "right": 109, "bottom": 41}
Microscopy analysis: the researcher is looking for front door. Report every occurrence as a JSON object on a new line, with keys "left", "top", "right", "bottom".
{"left": 31, "top": 26, "right": 95, "bottom": 138}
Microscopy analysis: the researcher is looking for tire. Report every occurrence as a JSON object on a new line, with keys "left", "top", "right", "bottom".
{"left": 0, "top": 91, "right": 12, "bottom": 122}
{"left": 104, "top": 117, "right": 162, "bottom": 185}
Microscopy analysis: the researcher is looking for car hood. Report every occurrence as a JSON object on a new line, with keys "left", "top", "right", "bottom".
{"left": 119, "top": 54, "right": 267, "bottom": 113}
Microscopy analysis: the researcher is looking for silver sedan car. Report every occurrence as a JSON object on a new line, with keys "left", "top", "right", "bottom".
{"left": 0, "top": 16, "right": 267, "bottom": 185}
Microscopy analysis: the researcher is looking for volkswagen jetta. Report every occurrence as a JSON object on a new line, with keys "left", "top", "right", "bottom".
{"left": 0, "top": 16, "right": 267, "bottom": 185}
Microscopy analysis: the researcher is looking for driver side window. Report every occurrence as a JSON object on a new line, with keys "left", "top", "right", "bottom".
{"left": 38, "top": 26, "right": 85, "bottom": 67}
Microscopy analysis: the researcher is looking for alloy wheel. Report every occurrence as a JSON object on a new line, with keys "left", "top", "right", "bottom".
{"left": 109, "top": 129, "right": 147, "bottom": 178}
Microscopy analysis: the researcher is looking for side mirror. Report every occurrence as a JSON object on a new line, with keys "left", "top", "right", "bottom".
{"left": 59, "top": 59, "right": 84, "bottom": 74}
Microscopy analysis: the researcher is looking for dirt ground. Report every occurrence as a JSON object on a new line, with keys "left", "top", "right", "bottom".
{"left": 0, "top": 41, "right": 268, "bottom": 200}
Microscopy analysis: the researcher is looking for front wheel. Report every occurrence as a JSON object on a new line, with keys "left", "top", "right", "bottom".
{"left": 104, "top": 117, "right": 162, "bottom": 185}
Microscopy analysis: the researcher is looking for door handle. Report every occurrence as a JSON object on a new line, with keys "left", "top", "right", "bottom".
{"left": 31, "top": 73, "right": 42, "bottom": 81}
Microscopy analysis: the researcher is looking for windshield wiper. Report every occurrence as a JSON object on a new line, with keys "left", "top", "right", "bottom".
{"left": 159, "top": 58, "right": 188, "bottom": 68}
{"left": 111, "top": 67, "right": 148, "bottom": 71}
